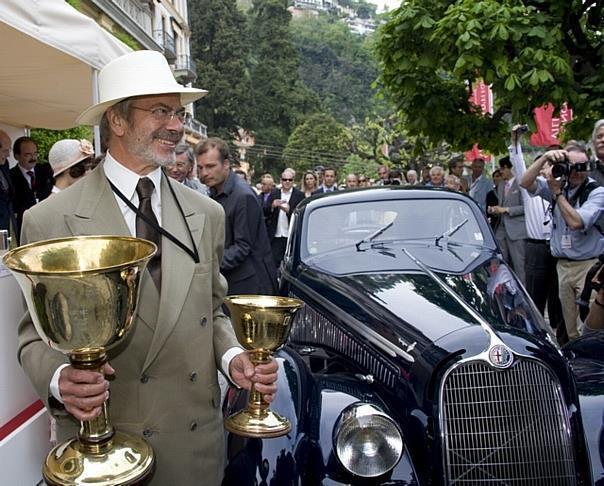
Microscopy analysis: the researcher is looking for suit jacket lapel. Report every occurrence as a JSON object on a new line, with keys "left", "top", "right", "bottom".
{"left": 64, "top": 166, "right": 130, "bottom": 237}
{"left": 142, "top": 176, "right": 205, "bottom": 372}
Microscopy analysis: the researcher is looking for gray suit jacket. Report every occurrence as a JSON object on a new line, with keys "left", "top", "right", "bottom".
{"left": 17, "top": 165, "right": 239, "bottom": 485}
{"left": 495, "top": 178, "right": 527, "bottom": 241}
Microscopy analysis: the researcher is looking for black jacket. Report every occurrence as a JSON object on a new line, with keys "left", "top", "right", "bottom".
{"left": 210, "top": 171, "right": 277, "bottom": 295}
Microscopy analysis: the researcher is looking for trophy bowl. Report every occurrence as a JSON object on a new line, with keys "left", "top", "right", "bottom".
{"left": 3, "top": 235, "right": 157, "bottom": 486}
{"left": 224, "top": 295, "right": 304, "bottom": 438}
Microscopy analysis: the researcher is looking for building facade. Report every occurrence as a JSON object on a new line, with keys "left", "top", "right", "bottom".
{"left": 78, "top": 0, "right": 207, "bottom": 143}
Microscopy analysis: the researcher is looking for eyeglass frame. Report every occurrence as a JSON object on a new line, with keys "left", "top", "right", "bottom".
{"left": 281, "top": 178, "right": 294, "bottom": 182}
{"left": 131, "top": 105, "right": 190, "bottom": 124}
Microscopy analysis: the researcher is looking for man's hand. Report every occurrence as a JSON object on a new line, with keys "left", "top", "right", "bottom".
{"left": 229, "top": 352, "right": 278, "bottom": 403}
{"left": 540, "top": 162, "right": 564, "bottom": 195}
{"left": 59, "top": 362, "right": 114, "bottom": 421}
{"left": 488, "top": 205, "right": 508, "bottom": 215}
{"left": 511, "top": 124, "right": 525, "bottom": 146}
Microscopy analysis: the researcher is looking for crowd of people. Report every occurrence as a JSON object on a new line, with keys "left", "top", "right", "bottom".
{"left": 242, "top": 124, "right": 604, "bottom": 345}
{"left": 1, "top": 48, "right": 604, "bottom": 483}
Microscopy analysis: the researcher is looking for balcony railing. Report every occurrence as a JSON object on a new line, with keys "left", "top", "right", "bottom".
{"left": 185, "top": 117, "right": 207, "bottom": 139}
{"left": 153, "top": 29, "right": 176, "bottom": 61}
{"left": 113, "top": 0, "right": 153, "bottom": 34}
{"left": 173, "top": 55, "right": 197, "bottom": 84}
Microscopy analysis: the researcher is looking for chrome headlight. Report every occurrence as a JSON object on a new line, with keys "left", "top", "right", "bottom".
{"left": 333, "top": 403, "right": 403, "bottom": 477}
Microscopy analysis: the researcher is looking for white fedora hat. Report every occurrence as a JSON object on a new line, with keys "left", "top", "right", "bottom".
{"left": 77, "top": 50, "right": 207, "bottom": 125}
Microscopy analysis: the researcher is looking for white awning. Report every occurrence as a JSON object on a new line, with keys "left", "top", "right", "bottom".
{"left": 0, "top": 0, "right": 131, "bottom": 129}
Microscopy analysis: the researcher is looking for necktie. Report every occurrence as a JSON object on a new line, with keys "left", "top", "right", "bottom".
{"left": 504, "top": 181, "right": 510, "bottom": 198}
{"left": 136, "top": 177, "right": 161, "bottom": 289}
{"left": 27, "top": 170, "right": 36, "bottom": 191}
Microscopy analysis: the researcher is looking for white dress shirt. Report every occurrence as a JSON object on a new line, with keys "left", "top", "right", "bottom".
{"left": 509, "top": 143, "right": 552, "bottom": 240}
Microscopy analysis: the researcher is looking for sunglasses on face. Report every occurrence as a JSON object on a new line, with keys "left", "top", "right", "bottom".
{"left": 281, "top": 178, "right": 293, "bottom": 182}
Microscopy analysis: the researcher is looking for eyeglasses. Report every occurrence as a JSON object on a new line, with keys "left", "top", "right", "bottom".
{"left": 359, "top": 178, "right": 367, "bottom": 182}
{"left": 281, "top": 178, "right": 293, "bottom": 182}
{"left": 131, "top": 106, "right": 189, "bottom": 124}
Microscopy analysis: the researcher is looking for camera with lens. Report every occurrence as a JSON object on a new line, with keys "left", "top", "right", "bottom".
{"left": 551, "top": 159, "right": 596, "bottom": 179}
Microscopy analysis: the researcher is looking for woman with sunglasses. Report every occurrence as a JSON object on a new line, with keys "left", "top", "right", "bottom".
{"left": 301, "top": 170, "right": 318, "bottom": 197}
{"left": 48, "top": 139, "right": 94, "bottom": 195}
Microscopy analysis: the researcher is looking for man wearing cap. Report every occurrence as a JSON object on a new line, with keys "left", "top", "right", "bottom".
{"left": 48, "top": 139, "right": 94, "bottom": 194}
{"left": 16, "top": 51, "right": 278, "bottom": 484}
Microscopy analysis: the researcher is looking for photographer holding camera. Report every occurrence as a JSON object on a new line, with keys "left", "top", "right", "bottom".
{"left": 520, "top": 142, "right": 604, "bottom": 340}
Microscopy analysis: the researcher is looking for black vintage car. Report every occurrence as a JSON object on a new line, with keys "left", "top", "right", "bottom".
{"left": 223, "top": 187, "right": 603, "bottom": 485}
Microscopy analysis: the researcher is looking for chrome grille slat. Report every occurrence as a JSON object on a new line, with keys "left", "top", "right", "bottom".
{"left": 442, "top": 360, "right": 576, "bottom": 485}
{"left": 288, "top": 303, "right": 401, "bottom": 388}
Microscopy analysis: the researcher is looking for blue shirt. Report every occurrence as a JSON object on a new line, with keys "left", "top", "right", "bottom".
{"left": 531, "top": 177, "right": 604, "bottom": 259}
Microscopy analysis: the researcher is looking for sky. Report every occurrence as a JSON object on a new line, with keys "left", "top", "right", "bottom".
{"left": 367, "top": 0, "right": 401, "bottom": 13}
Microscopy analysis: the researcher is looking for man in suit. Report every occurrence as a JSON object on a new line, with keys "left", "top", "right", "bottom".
{"left": 488, "top": 156, "right": 527, "bottom": 284}
{"left": 267, "top": 168, "right": 305, "bottom": 268}
{"left": 0, "top": 130, "right": 15, "bottom": 238}
{"left": 17, "top": 50, "right": 278, "bottom": 485}
{"left": 258, "top": 173, "right": 275, "bottom": 233}
{"left": 312, "top": 166, "right": 338, "bottom": 194}
{"left": 196, "top": 137, "right": 278, "bottom": 296}
{"left": 10, "top": 136, "right": 39, "bottom": 239}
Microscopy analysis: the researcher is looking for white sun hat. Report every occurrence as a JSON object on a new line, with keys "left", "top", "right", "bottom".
{"left": 48, "top": 139, "right": 95, "bottom": 177}
{"left": 77, "top": 50, "right": 207, "bottom": 126}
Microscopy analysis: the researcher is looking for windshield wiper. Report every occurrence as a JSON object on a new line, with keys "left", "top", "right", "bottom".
{"left": 355, "top": 221, "right": 394, "bottom": 251}
{"left": 434, "top": 218, "right": 469, "bottom": 247}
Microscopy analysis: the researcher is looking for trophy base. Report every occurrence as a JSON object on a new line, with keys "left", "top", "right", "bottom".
{"left": 225, "top": 409, "right": 291, "bottom": 438}
{"left": 43, "top": 431, "right": 155, "bottom": 486}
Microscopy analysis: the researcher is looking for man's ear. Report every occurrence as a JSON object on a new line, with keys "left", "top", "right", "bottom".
{"left": 107, "top": 107, "right": 127, "bottom": 137}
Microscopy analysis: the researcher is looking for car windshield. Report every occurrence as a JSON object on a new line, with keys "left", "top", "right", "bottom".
{"left": 303, "top": 198, "right": 487, "bottom": 260}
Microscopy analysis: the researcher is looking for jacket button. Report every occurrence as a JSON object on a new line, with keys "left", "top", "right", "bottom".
{"left": 190, "top": 421, "right": 197, "bottom": 431}
{"left": 200, "top": 317, "right": 207, "bottom": 327}
{"left": 189, "top": 371, "right": 198, "bottom": 382}
{"left": 142, "top": 428, "right": 153, "bottom": 438}
{"left": 140, "top": 374, "right": 149, "bottom": 384}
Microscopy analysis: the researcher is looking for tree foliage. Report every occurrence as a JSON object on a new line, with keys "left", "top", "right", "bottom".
{"left": 189, "top": 0, "right": 252, "bottom": 139}
{"left": 30, "top": 127, "right": 92, "bottom": 162}
{"left": 290, "top": 15, "right": 386, "bottom": 125}
{"left": 247, "top": 0, "right": 319, "bottom": 148}
{"left": 375, "top": 0, "right": 604, "bottom": 153}
{"left": 282, "top": 113, "right": 351, "bottom": 174}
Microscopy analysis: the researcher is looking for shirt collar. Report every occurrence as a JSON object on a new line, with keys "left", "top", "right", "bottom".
{"left": 104, "top": 151, "right": 163, "bottom": 202}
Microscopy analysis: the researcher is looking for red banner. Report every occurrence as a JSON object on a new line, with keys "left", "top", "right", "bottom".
{"left": 465, "top": 81, "right": 492, "bottom": 161}
{"left": 529, "top": 103, "right": 573, "bottom": 147}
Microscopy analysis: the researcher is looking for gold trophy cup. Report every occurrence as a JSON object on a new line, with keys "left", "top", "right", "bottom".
{"left": 224, "top": 295, "right": 304, "bottom": 438}
{"left": 3, "top": 236, "right": 157, "bottom": 486}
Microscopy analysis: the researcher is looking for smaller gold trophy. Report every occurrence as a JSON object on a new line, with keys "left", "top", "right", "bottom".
{"left": 3, "top": 236, "right": 156, "bottom": 486}
{"left": 224, "top": 295, "right": 303, "bottom": 438}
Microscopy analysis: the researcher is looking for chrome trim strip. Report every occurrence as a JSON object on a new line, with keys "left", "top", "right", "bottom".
{"left": 288, "top": 277, "right": 415, "bottom": 363}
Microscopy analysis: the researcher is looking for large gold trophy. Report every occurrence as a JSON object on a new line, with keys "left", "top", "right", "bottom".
{"left": 224, "top": 295, "right": 303, "bottom": 438}
{"left": 3, "top": 236, "right": 157, "bottom": 486}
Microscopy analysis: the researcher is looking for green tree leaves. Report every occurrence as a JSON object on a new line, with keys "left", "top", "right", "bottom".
{"left": 189, "top": 0, "right": 252, "bottom": 139}
{"left": 375, "top": 0, "right": 602, "bottom": 152}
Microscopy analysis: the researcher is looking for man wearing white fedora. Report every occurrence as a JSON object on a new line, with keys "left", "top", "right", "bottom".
{"left": 16, "top": 50, "right": 278, "bottom": 484}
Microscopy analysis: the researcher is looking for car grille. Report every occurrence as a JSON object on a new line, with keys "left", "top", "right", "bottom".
{"left": 441, "top": 359, "right": 576, "bottom": 485}
{"left": 289, "top": 303, "right": 400, "bottom": 388}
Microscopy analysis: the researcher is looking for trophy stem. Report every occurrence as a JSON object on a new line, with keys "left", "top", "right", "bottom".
{"left": 248, "top": 350, "right": 270, "bottom": 419}
{"left": 70, "top": 348, "right": 114, "bottom": 450}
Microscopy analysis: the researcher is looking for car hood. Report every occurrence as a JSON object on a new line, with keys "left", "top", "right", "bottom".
{"left": 295, "top": 247, "right": 550, "bottom": 352}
